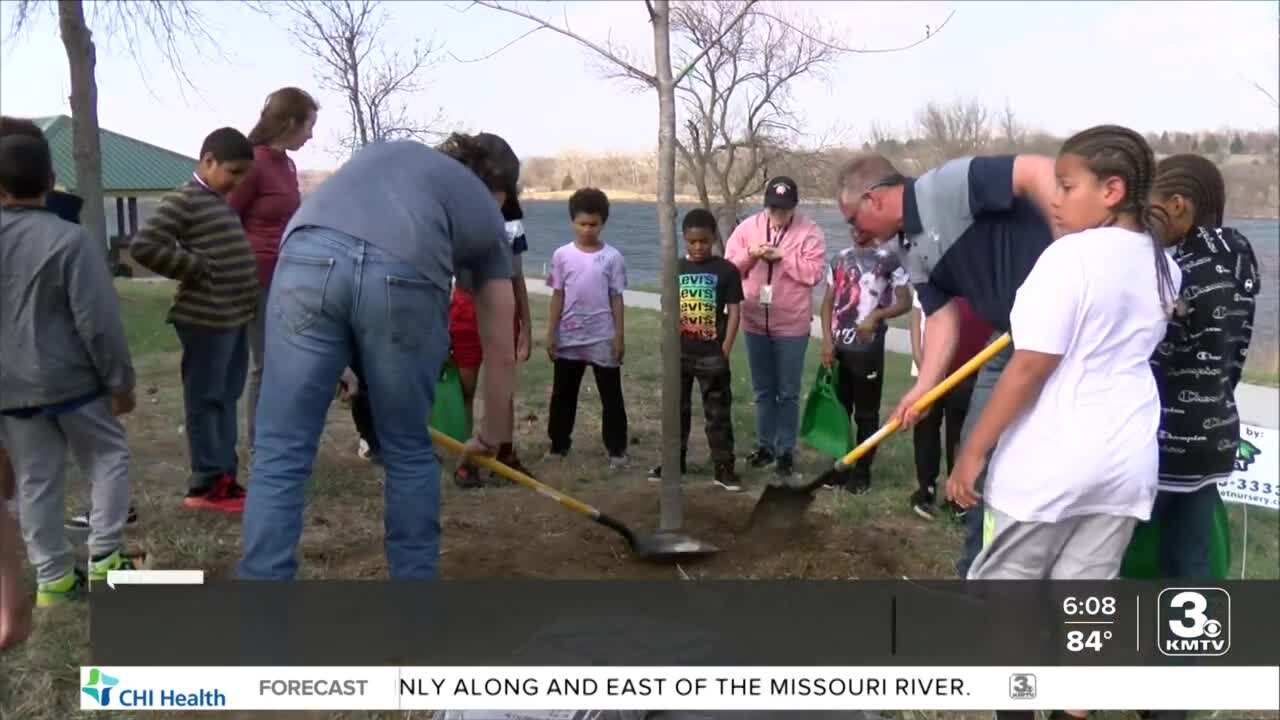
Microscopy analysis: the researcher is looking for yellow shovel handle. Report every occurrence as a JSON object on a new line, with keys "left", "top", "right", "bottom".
{"left": 834, "top": 333, "right": 1012, "bottom": 469}
{"left": 428, "top": 427, "right": 602, "bottom": 519}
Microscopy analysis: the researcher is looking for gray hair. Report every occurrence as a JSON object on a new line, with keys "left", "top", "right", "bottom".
{"left": 835, "top": 153, "right": 905, "bottom": 197}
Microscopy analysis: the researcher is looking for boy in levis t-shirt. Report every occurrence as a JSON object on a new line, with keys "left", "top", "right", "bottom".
{"left": 648, "top": 209, "right": 744, "bottom": 491}
{"left": 820, "top": 236, "right": 912, "bottom": 494}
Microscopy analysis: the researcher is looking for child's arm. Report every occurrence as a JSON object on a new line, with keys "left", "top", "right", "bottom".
{"left": 511, "top": 253, "right": 532, "bottom": 363}
{"left": 610, "top": 292, "right": 625, "bottom": 364}
{"left": 819, "top": 280, "right": 836, "bottom": 367}
{"left": 128, "top": 191, "right": 207, "bottom": 282}
{"left": 546, "top": 290, "right": 564, "bottom": 362}
{"left": 723, "top": 303, "right": 740, "bottom": 357}
{"left": 64, "top": 226, "right": 137, "bottom": 408}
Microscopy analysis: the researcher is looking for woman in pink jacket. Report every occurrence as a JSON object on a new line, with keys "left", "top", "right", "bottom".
{"left": 725, "top": 176, "right": 826, "bottom": 482}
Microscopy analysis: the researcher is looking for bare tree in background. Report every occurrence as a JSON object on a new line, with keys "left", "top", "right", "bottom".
{"left": 8, "top": 0, "right": 216, "bottom": 258}
{"left": 912, "top": 98, "right": 992, "bottom": 170}
{"left": 271, "top": 0, "right": 444, "bottom": 153}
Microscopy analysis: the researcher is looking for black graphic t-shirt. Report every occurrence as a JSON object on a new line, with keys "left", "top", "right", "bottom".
{"left": 678, "top": 256, "right": 743, "bottom": 356}
{"left": 1150, "top": 226, "right": 1260, "bottom": 491}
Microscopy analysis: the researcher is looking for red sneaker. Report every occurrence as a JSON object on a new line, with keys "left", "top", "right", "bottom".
{"left": 182, "top": 474, "right": 246, "bottom": 513}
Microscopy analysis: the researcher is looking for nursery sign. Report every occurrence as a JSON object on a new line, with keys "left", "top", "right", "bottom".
{"left": 1218, "top": 424, "right": 1279, "bottom": 511}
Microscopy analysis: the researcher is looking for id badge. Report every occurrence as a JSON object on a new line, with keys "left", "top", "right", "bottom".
{"left": 759, "top": 284, "right": 774, "bottom": 306}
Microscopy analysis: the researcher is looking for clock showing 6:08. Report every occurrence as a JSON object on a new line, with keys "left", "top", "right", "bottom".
{"left": 1062, "top": 596, "right": 1117, "bottom": 616}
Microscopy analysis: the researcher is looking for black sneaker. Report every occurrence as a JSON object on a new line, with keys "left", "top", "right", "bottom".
{"left": 453, "top": 463, "right": 484, "bottom": 489}
{"left": 842, "top": 474, "right": 871, "bottom": 495}
{"left": 647, "top": 459, "right": 687, "bottom": 483}
{"left": 947, "top": 500, "right": 968, "bottom": 522}
{"left": 773, "top": 453, "right": 795, "bottom": 482}
{"left": 713, "top": 463, "right": 742, "bottom": 492}
{"left": 911, "top": 488, "right": 936, "bottom": 519}
{"left": 745, "top": 448, "right": 775, "bottom": 468}
{"left": 67, "top": 506, "right": 139, "bottom": 531}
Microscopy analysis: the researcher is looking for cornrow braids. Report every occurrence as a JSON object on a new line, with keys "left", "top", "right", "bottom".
{"left": 1153, "top": 153, "right": 1226, "bottom": 229}
{"left": 1060, "top": 124, "right": 1178, "bottom": 316}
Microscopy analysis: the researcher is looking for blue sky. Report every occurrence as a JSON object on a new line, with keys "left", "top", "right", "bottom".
{"left": 2, "top": 0, "right": 1277, "bottom": 171}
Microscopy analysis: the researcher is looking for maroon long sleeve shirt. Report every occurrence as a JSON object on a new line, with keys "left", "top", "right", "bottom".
{"left": 227, "top": 145, "right": 302, "bottom": 288}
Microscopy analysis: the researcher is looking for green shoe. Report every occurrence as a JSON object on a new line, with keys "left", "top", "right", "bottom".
{"left": 88, "top": 549, "right": 147, "bottom": 586}
{"left": 36, "top": 568, "right": 86, "bottom": 608}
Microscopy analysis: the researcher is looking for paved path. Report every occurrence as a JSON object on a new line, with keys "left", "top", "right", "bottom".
{"left": 529, "top": 284, "right": 1279, "bottom": 429}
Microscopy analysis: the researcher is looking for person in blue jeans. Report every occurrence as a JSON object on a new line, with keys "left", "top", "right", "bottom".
{"left": 238, "top": 134, "right": 519, "bottom": 581}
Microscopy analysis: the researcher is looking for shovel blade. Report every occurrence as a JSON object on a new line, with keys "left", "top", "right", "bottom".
{"left": 633, "top": 530, "right": 720, "bottom": 561}
{"left": 745, "top": 469, "right": 844, "bottom": 531}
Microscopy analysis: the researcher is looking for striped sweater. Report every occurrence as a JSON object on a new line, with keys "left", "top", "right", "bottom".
{"left": 130, "top": 180, "right": 259, "bottom": 328}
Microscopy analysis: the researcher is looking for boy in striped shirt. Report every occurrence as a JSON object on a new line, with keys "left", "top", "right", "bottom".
{"left": 130, "top": 128, "right": 259, "bottom": 513}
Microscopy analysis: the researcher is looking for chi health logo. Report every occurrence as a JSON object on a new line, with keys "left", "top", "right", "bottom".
{"left": 82, "top": 668, "right": 120, "bottom": 706}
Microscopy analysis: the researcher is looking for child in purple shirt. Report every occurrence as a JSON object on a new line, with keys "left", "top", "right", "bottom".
{"left": 544, "top": 189, "right": 630, "bottom": 469}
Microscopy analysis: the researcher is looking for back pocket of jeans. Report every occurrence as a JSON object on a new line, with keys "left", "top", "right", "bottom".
{"left": 274, "top": 253, "right": 334, "bottom": 335}
{"left": 386, "top": 275, "right": 443, "bottom": 351}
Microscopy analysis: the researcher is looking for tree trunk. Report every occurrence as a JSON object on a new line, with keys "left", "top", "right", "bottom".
{"left": 57, "top": 0, "right": 108, "bottom": 258}
{"left": 652, "top": 0, "right": 683, "bottom": 532}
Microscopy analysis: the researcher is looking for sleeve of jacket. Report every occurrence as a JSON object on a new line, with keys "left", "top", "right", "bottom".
{"left": 724, "top": 219, "right": 756, "bottom": 276}
{"left": 64, "top": 227, "right": 136, "bottom": 394}
{"left": 779, "top": 222, "right": 826, "bottom": 287}
{"left": 129, "top": 190, "right": 206, "bottom": 281}
{"left": 1227, "top": 234, "right": 1261, "bottom": 388}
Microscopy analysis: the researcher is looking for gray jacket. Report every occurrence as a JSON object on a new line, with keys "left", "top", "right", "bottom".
{"left": 0, "top": 206, "right": 135, "bottom": 411}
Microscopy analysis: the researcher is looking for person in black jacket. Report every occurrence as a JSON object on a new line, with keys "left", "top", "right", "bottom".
{"left": 1147, "top": 153, "right": 1260, "bottom": 580}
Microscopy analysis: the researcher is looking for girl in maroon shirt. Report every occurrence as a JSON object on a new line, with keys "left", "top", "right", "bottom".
{"left": 228, "top": 87, "right": 319, "bottom": 451}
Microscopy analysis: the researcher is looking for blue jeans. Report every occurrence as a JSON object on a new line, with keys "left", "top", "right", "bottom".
{"left": 174, "top": 323, "right": 249, "bottom": 491}
{"left": 743, "top": 332, "right": 809, "bottom": 457}
{"left": 238, "top": 227, "right": 450, "bottom": 581}
{"left": 956, "top": 334, "right": 1013, "bottom": 578}
{"left": 1151, "top": 484, "right": 1222, "bottom": 579}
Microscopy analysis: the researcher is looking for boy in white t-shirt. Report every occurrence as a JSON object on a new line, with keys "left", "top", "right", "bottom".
{"left": 946, "top": 126, "right": 1180, "bottom": 581}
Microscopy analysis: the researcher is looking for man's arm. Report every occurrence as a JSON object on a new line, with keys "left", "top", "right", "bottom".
{"left": 909, "top": 302, "right": 924, "bottom": 370}
{"left": 128, "top": 191, "right": 206, "bottom": 282}
{"left": 1011, "top": 155, "right": 1058, "bottom": 230}
{"left": 64, "top": 229, "right": 136, "bottom": 403}
{"left": 472, "top": 277, "right": 517, "bottom": 447}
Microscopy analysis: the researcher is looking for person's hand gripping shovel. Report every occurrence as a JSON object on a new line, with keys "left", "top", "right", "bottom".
{"left": 746, "top": 333, "right": 1012, "bottom": 531}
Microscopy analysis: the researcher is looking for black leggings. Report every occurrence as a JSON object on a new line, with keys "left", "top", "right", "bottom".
{"left": 547, "top": 358, "right": 628, "bottom": 457}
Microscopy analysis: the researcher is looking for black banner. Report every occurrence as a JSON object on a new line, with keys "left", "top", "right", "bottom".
{"left": 90, "top": 581, "right": 1280, "bottom": 667}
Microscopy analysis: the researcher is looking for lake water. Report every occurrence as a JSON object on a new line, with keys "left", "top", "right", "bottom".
{"left": 513, "top": 199, "right": 1279, "bottom": 373}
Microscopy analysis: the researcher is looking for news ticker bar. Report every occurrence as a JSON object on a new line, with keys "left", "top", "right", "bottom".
{"left": 77, "top": 666, "right": 1280, "bottom": 712}
{"left": 90, "top": 580, "right": 1280, "bottom": 666}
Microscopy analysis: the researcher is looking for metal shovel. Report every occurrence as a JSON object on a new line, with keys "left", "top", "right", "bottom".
{"left": 430, "top": 428, "right": 720, "bottom": 561}
{"left": 746, "top": 333, "right": 1013, "bottom": 529}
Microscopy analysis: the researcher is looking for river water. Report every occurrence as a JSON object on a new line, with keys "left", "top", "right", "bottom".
{"left": 516, "top": 200, "right": 1279, "bottom": 374}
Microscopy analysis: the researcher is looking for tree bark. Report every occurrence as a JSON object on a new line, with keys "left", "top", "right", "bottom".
{"left": 57, "top": 0, "right": 108, "bottom": 257}
{"left": 652, "top": 0, "right": 683, "bottom": 532}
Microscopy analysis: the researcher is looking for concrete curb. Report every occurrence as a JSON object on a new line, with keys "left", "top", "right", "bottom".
{"left": 528, "top": 284, "right": 1280, "bottom": 429}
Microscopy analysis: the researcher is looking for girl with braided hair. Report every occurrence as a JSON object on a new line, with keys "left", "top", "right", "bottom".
{"left": 1143, "top": 154, "right": 1260, "bottom": 579}
{"left": 946, "top": 125, "right": 1181, "bottom": 589}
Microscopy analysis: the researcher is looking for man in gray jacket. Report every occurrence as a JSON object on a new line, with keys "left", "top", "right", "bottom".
{"left": 0, "top": 132, "right": 140, "bottom": 607}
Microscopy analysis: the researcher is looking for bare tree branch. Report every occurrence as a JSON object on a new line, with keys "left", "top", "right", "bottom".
{"left": 751, "top": 8, "right": 956, "bottom": 55}
{"left": 671, "top": 0, "right": 758, "bottom": 86}
{"left": 1240, "top": 72, "right": 1280, "bottom": 107}
{"left": 450, "top": 25, "right": 544, "bottom": 63}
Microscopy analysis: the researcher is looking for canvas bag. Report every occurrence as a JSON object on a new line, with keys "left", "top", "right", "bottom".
{"left": 430, "top": 361, "right": 472, "bottom": 443}
{"left": 799, "top": 365, "right": 854, "bottom": 459}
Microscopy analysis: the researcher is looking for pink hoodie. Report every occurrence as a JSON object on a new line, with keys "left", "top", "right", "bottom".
{"left": 725, "top": 209, "right": 827, "bottom": 337}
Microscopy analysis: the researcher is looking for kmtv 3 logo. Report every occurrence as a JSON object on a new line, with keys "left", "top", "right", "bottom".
{"left": 82, "top": 668, "right": 121, "bottom": 706}
{"left": 1158, "top": 588, "right": 1231, "bottom": 656}
{"left": 1008, "top": 674, "right": 1036, "bottom": 700}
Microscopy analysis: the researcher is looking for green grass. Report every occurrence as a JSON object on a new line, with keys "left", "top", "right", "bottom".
{"left": 3, "top": 278, "right": 1277, "bottom": 720}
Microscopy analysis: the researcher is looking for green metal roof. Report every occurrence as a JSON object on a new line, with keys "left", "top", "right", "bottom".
{"left": 33, "top": 115, "right": 198, "bottom": 195}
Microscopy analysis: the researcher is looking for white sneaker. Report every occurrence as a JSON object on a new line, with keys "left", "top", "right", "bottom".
{"left": 608, "top": 454, "right": 630, "bottom": 471}
{"left": 357, "top": 438, "right": 373, "bottom": 460}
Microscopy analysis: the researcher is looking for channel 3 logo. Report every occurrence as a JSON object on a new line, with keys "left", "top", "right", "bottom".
{"left": 1158, "top": 588, "right": 1231, "bottom": 657}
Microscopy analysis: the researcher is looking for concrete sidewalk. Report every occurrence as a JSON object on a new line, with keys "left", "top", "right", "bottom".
{"left": 528, "top": 284, "right": 1279, "bottom": 429}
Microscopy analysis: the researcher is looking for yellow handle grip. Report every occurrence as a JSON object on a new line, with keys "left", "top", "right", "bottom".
{"left": 834, "top": 333, "right": 1012, "bottom": 469}
{"left": 428, "top": 427, "right": 602, "bottom": 519}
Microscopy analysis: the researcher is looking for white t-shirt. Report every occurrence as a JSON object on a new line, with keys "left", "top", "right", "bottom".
{"left": 986, "top": 227, "right": 1182, "bottom": 524}
{"left": 910, "top": 292, "right": 925, "bottom": 377}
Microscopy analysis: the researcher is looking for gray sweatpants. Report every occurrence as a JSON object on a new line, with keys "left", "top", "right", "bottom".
{"left": 968, "top": 506, "right": 1137, "bottom": 580}
{"left": 1, "top": 396, "right": 132, "bottom": 584}
{"left": 245, "top": 289, "right": 268, "bottom": 453}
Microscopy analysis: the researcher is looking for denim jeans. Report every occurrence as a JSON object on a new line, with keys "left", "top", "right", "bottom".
{"left": 743, "top": 332, "right": 809, "bottom": 456}
{"left": 238, "top": 227, "right": 450, "bottom": 581}
{"left": 1150, "top": 484, "right": 1222, "bottom": 579}
{"left": 955, "top": 333, "right": 1013, "bottom": 578}
{"left": 174, "top": 322, "right": 249, "bottom": 491}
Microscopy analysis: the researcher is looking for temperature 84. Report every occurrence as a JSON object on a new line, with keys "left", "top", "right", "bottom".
{"left": 1066, "top": 629, "right": 1113, "bottom": 652}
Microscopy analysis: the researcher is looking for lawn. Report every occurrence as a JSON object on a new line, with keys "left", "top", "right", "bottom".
{"left": 2, "top": 279, "right": 1276, "bottom": 720}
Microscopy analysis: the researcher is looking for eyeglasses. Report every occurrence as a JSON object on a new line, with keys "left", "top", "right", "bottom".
{"left": 842, "top": 179, "right": 895, "bottom": 227}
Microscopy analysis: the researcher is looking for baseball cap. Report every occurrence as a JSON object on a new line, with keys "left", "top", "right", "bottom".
{"left": 763, "top": 176, "right": 798, "bottom": 210}
{"left": 473, "top": 132, "right": 523, "bottom": 220}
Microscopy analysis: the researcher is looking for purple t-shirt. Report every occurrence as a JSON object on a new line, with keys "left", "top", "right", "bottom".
{"left": 546, "top": 242, "right": 626, "bottom": 363}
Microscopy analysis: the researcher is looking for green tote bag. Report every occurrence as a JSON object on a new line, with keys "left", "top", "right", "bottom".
{"left": 1120, "top": 491, "right": 1232, "bottom": 580}
{"left": 429, "top": 361, "right": 472, "bottom": 444}
{"left": 799, "top": 365, "right": 854, "bottom": 459}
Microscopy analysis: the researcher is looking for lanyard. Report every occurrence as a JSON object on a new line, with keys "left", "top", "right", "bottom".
{"left": 765, "top": 216, "right": 792, "bottom": 250}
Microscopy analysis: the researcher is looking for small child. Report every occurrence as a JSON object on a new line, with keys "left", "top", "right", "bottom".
{"left": 130, "top": 128, "right": 258, "bottom": 513}
{"left": 1146, "top": 153, "right": 1259, "bottom": 579}
{"left": 820, "top": 232, "right": 912, "bottom": 494}
{"left": 647, "top": 209, "right": 744, "bottom": 490}
{"left": 544, "top": 188, "right": 629, "bottom": 469}
{"left": 909, "top": 294, "right": 994, "bottom": 519}
{"left": 451, "top": 189, "right": 534, "bottom": 488}
{"left": 0, "top": 132, "right": 140, "bottom": 605}
{"left": 948, "top": 125, "right": 1180, "bottom": 582}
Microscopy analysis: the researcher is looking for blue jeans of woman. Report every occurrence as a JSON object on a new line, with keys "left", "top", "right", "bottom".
{"left": 743, "top": 332, "right": 809, "bottom": 457}
{"left": 238, "top": 227, "right": 449, "bottom": 580}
